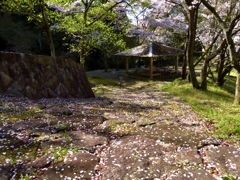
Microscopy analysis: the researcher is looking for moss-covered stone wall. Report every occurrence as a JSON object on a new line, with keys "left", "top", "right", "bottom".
{"left": 0, "top": 52, "right": 95, "bottom": 99}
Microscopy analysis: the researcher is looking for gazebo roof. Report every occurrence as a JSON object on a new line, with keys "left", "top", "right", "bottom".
{"left": 115, "top": 42, "right": 184, "bottom": 58}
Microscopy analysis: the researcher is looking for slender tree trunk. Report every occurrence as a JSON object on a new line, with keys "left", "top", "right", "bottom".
{"left": 234, "top": 72, "right": 240, "bottom": 104}
{"left": 217, "top": 47, "right": 232, "bottom": 86}
{"left": 217, "top": 47, "right": 225, "bottom": 75}
{"left": 182, "top": 41, "right": 187, "bottom": 79}
{"left": 225, "top": 32, "right": 240, "bottom": 104}
{"left": 200, "top": 59, "right": 209, "bottom": 90}
{"left": 79, "top": 45, "right": 85, "bottom": 66}
{"left": 185, "top": 0, "right": 200, "bottom": 88}
{"left": 39, "top": 0, "right": 56, "bottom": 59}
{"left": 217, "top": 65, "right": 232, "bottom": 86}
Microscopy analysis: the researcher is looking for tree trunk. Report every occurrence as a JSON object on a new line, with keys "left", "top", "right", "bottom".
{"left": 39, "top": 0, "right": 56, "bottom": 59}
{"left": 217, "top": 65, "right": 232, "bottom": 86}
{"left": 80, "top": 42, "right": 86, "bottom": 65}
{"left": 217, "top": 47, "right": 232, "bottom": 86}
{"left": 234, "top": 72, "right": 240, "bottom": 104}
{"left": 182, "top": 41, "right": 187, "bottom": 80}
{"left": 225, "top": 32, "right": 240, "bottom": 104}
{"left": 200, "top": 59, "right": 209, "bottom": 90}
{"left": 185, "top": 1, "right": 200, "bottom": 88}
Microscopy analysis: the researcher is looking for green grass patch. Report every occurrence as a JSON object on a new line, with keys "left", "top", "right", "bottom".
{"left": 49, "top": 146, "right": 81, "bottom": 163}
{"left": 161, "top": 76, "right": 240, "bottom": 141}
{"left": 88, "top": 77, "right": 118, "bottom": 86}
{"left": 88, "top": 77, "right": 119, "bottom": 96}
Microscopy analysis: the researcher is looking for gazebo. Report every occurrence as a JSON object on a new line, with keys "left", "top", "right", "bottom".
{"left": 114, "top": 42, "right": 184, "bottom": 78}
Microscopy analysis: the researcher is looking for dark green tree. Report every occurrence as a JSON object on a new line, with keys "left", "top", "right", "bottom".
{"left": 0, "top": 0, "right": 59, "bottom": 58}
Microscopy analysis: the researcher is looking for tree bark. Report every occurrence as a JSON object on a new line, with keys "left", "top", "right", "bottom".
{"left": 234, "top": 72, "right": 240, "bottom": 104}
{"left": 217, "top": 65, "right": 232, "bottom": 86}
{"left": 39, "top": 0, "right": 56, "bottom": 59}
{"left": 217, "top": 46, "right": 232, "bottom": 86}
{"left": 200, "top": 59, "right": 209, "bottom": 90}
{"left": 182, "top": 41, "right": 187, "bottom": 79}
{"left": 201, "top": 40, "right": 226, "bottom": 89}
{"left": 185, "top": 0, "right": 200, "bottom": 88}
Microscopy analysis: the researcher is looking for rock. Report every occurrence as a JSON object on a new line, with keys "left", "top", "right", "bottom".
{"left": 41, "top": 152, "right": 99, "bottom": 179}
{"left": 0, "top": 166, "right": 14, "bottom": 180}
{"left": 102, "top": 136, "right": 175, "bottom": 179}
{"left": 169, "top": 168, "right": 217, "bottom": 180}
{"left": 45, "top": 107, "right": 73, "bottom": 116}
{"left": 55, "top": 83, "right": 69, "bottom": 98}
{"left": 49, "top": 115, "right": 105, "bottom": 130}
{"left": 23, "top": 86, "right": 39, "bottom": 99}
{"left": 174, "top": 147, "right": 202, "bottom": 165}
{"left": 135, "top": 122, "right": 211, "bottom": 148}
{"left": 0, "top": 72, "right": 13, "bottom": 91}
{"left": 5, "top": 86, "right": 23, "bottom": 97}
{"left": 31, "top": 154, "right": 53, "bottom": 168}
{"left": 11, "top": 79, "right": 25, "bottom": 92}
{"left": 201, "top": 145, "right": 240, "bottom": 178}
{"left": 67, "top": 131, "right": 108, "bottom": 150}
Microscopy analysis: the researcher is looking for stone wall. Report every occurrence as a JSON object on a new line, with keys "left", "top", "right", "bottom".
{"left": 0, "top": 52, "right": 95, "bottom": 99}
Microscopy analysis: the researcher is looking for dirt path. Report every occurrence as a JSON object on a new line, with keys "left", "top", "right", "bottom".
{"left": 0, "top": 70, "right": 239, "bottom": 180}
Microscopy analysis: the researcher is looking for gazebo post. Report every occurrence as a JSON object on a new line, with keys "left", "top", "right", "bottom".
{"left": 125, "top": 57, "right": 129, "bottom": 73}
{"left": 149, "top": 57, "right": 153, "bottom": 79}
{"left": 175, "top": 55, "right": 179, "bottom": 72}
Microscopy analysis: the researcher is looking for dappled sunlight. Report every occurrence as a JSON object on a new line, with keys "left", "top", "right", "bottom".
{"left": 0, "top": 71, "right": 239, "bottom": 179}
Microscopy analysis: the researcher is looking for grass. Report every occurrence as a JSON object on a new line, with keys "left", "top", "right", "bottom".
{"left": 161, "top": 75, "right": 240, "bottom": 142}
{"left": 88, "top": 77, "right": 118, "bottom": 86}
{"left": 88, "top": 76, "right": 119, "bottom": 96}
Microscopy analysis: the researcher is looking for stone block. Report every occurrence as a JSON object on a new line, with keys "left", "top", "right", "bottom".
{"left": 23, "top": 85, "right": 39, "bottom": 99}
{"left": 55, "top": 83, "right": 69, "bottom": 98}
{"left": 5, "top": 86, "right": 23, "bottom": 97}
{"left": 0, "top": 52, "right": 20, "bottom": 63}
{"left": 0, "top": 71, "right": 13, "bottom": 90}
{"left": 37, "top": 55, "right": 53, "bottom": 66}
{"left": 8, "top": 63, "right": 20, "bottom": 79}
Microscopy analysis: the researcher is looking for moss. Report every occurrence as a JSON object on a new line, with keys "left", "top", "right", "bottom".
{"left": 109, "top": 122, "right": 137, "bottom": 136}
{"left": 48, "top": 146, "right": 82, "bottom": 163}
{"left": 0, "top": 142, "right": 38, "bottom": 165}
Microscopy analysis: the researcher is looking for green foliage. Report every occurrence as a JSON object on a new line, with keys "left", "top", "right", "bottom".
{"left": 56, "top": 0, "right": 127, "bottom": 62}
{"left": 0, "top": 0, "right": 128, "bottom": 62}
{"left": 222, "top": 173, "right": 238, "bottom": 180}
{"left": 20, "top": 174, "right": 31, "bottom": 180}
{"left": 161, "top": 76, "right": 240, "bottom": 141}
{"left": 88, "top": 77, "right": 118, "bottom": 86}
{"left": 0, "top": 0, "right": 58, "bottom": 26}
{"left": 49, "top": 146, "right": 81, "bottom": 163}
